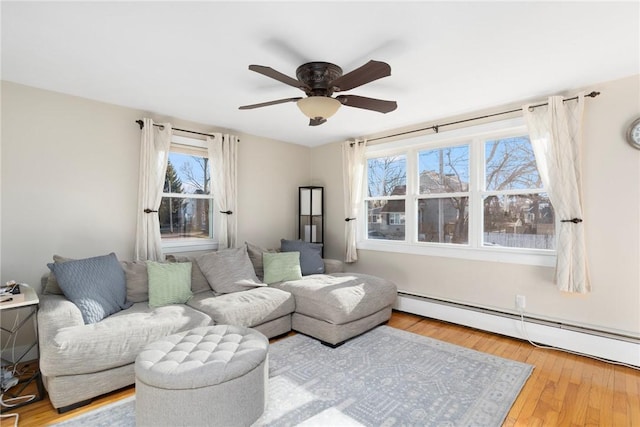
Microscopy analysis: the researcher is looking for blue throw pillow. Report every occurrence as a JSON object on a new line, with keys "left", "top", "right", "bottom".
{"left": 48, "top": 253, "right": 133, "bottom": 324}
{"left": 280, "top": 239, "right": 324, "bottom": 276}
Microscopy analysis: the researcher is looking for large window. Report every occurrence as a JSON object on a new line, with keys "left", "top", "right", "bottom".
{"left": 361, "top": 118, "right": 555, "bottom": 266}
{"left": 160, "top": 136, "right": 216, "bottom": 251}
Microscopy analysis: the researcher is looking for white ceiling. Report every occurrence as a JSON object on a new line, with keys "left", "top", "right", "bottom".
{"left": 2, "top": 1, "right": 638, "bottom": 147}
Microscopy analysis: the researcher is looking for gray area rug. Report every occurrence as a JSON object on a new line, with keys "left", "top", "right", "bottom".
{"left": 52, "top": 326, "right": 532, "bottom": 426}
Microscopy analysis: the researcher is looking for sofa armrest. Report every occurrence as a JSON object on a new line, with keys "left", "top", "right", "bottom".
{"left": 37, "top": 294, "right": 85, "bottom": 342}
{"left": 323, "top": 258, "right": 345, "bottom": 274}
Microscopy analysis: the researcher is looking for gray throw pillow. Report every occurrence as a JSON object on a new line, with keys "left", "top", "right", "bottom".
{"left": 47, "top": 253, "right": 133, "bottom": 324}
{"left": 195, "top": 246, "right": 264, "bottom": 294}
{"left": 120, "top": 260, "right": 149, "bottom": 303}
{"left": 280, "top": 239, "right": 324, "bottom": 275}
{"left": 165, "top": 254, "right": 210, "bottom": 294}
{"left": 245, "top": 242, "right": 278, "bottom": 281}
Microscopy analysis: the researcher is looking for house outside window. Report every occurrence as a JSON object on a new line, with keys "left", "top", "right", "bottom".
{"left": 482, "top": 136, "right": 554, "bottom": 250}
{"left": 417, "top": 144, "right": 470, "bottom": 244}
{"left": 366, "top": 155, "right": 406, "bottom": 240}
{"left": 388, "top": 212, "right": 406, "bottom": 225}
{"left": 160, "top": 135, "right": 217, "bottom": 252}
{"left": 360, "top": 118, "right": 556, "bottom": 266}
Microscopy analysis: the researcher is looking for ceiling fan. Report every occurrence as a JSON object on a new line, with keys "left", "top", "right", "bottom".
{"left": 239, "top": 60, "right": 397, "bottom": 126}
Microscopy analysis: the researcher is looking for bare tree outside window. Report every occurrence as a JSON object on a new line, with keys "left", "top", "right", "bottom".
{"left": 179, "top": 157, "right": 211, "bottom": 195}
{"left": 363, "top": 132, "right": 554, "bottom": 250}
{"left": 367, "top": 155, "right": 406, "bottom": 240}
{"left": 367, "top": 156, "right": 406, "bottom": 197}
{"left": 483, "top": 136, "right": 554, "bottom": 249}
{"left": 418, "top": 145, "right": 469, "bottom": 244}
{"left": 485, "top": 137, "right": 541, "bottom": 191}
{"left": 159, "top": 151, "right": 213, "bottom": 240}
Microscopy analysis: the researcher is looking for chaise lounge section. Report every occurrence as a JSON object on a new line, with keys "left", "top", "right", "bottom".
{"left": 271, "top": 273, "right": 397, "bottom": 346}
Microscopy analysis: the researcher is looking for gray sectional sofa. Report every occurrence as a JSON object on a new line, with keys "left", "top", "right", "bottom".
{"left": 37, "top": 243, "right": 397, "bottom": 412}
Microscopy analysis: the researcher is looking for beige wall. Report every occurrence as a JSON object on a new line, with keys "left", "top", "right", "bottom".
{"left": 2, "top": 74, "right": 638, "bottom": 347}
{"left": 310, "top": 141, "right": 345, "bottom": 260}
{"left": 311, "top": 75, "right": 640, "bottom": 337}
{"left": 0, "top": 81, "right": 311, "bottom": 292}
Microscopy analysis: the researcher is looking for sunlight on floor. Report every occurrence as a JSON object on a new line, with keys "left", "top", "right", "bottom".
{"left": 257, "top": 376, "right": 363, "bottom": 426}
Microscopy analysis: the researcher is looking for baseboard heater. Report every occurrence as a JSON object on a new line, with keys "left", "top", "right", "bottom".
{"left": 395, "top": 291, "right": 640, "bottom": 367}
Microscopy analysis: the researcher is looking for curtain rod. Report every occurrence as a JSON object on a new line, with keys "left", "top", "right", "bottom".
{"left": 366, "top": 91, "right": 600, "bottom": 143}
{"left": 135, "top": 120, "right": 216, "bottom": 138}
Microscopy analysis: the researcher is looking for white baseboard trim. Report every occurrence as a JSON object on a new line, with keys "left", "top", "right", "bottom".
{"left": 395, "top": 294, "right": 640, "bottom": 367}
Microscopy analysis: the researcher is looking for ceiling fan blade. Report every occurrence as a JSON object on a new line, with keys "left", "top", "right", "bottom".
{"left": 309, "top": 118, "right": 327, "bottom": 126}
{"left": 248, "top": 65, "right": 310, "bottom": 91}
{"left": 329, "top": 60, "right": 391, "bottom": 92}
{"left": 239, "top": 97, "right": 302, "bottom": 110}
{"left": 336, "top": 95, "right": 397, "bottom": 113}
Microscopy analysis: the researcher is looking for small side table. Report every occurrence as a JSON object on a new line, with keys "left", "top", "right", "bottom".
{"left": 0, "top": 285, "right": 44, "bottom": 409}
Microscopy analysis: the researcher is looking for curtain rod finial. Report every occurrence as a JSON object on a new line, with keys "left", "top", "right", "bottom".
{"left": 136, "top": 119, "right": 144, "bottom": 129}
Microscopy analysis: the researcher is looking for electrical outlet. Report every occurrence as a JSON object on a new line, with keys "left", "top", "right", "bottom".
{"left": 516, "top": 295, "right": 526, "bottom": 311}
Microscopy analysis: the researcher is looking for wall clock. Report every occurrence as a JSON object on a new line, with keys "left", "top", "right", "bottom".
{"left": 627, "top": 117, "right": 640, "bottom": 150}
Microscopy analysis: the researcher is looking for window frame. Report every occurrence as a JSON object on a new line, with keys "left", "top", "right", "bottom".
{"left": 416, "top": 142, "right": 471, "bottom": 245}
{"left": 358, "top": 117, "right": 556, "bottom": 267}
{"left": 161, "top": 135, "right": 218, "bottom": 253}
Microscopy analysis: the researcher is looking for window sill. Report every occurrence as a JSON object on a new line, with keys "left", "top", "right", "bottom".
{"left": 357, "top": 239, "right": 556, "bottom": 267}
{"left": 162, "top": 239, "right": 218, "bottom": 254}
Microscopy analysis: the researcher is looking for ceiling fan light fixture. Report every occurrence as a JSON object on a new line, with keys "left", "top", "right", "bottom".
{"left": 297, "top": 96, "right": 341, "bottom": 120}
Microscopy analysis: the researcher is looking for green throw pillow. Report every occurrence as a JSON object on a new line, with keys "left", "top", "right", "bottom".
{"left": 263, "top": 252, "right": 302, "bottom": 284}
{"left": 146, "top": 261, "right": 193, "bottom": 307}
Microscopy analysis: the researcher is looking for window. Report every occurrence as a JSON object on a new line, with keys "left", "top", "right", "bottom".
{"left": 160, "top": 136, "right": 216, "bottom": 252}
{"left": 360, "top": 118, "right": 555, "bottom": 266}
{"left": 482, "top": 137, "right": 554, "bottom": 250}
{"left": 417, "top": 145, "right": 469, "bottom": 244}
{"left": 366, "top": 155, "right": 406, "bottom": 240}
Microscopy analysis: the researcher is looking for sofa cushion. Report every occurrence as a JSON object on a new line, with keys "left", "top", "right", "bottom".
{"left": 47, "top": 253, "right": 133, "bottom": 324}
{"left": 186, "top": 288, "right": 295, "bottom": 328}
{"left": 146, "top": 261, "right": 193, "bottom": 307}
{"left": 39, "top": 301, "right": 212, "bottom": 377}
{"left": 263, "top": 252, "right": 302, "bottom": 284}
{"left": 121, "top": 260, "right": 148, "bottom": 303}
{"left": 245, "top": 242, "right": 278, "bottom": 281}
{"left": 280, "top": 239, "right": 324, "bottom": 275}
{"left": 270, "top": 273, "right": 397, "bottom": 325}
{"left": 323, "top": 258, "right": 345, "bottom": 274}
{"left": 165, "top": 254, "right": 211, "bottom": 294}
{"left": 196, "top": 246, "right": 263, "bottom": 294}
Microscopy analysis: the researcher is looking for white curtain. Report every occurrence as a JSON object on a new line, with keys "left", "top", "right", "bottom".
{"left": 342, "top": 139, "right": 367, "bottom": 263}
{"left": 134, "top": 118, "right": 172, "bottom": 261}
{"left": 523, "top": 93, "right": 590, "bottom": 293}
{"left": 206, "top": 133, "right": 238, "bottom": 249}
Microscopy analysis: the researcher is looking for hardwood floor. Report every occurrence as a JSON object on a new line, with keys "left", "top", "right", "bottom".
{"left": 2, "top": 311, "right": 639, "bottom": 426}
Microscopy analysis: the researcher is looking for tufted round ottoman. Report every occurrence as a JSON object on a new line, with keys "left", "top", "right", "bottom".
{"left": 134, "top": 325, "right": 269, "bottom": 427}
